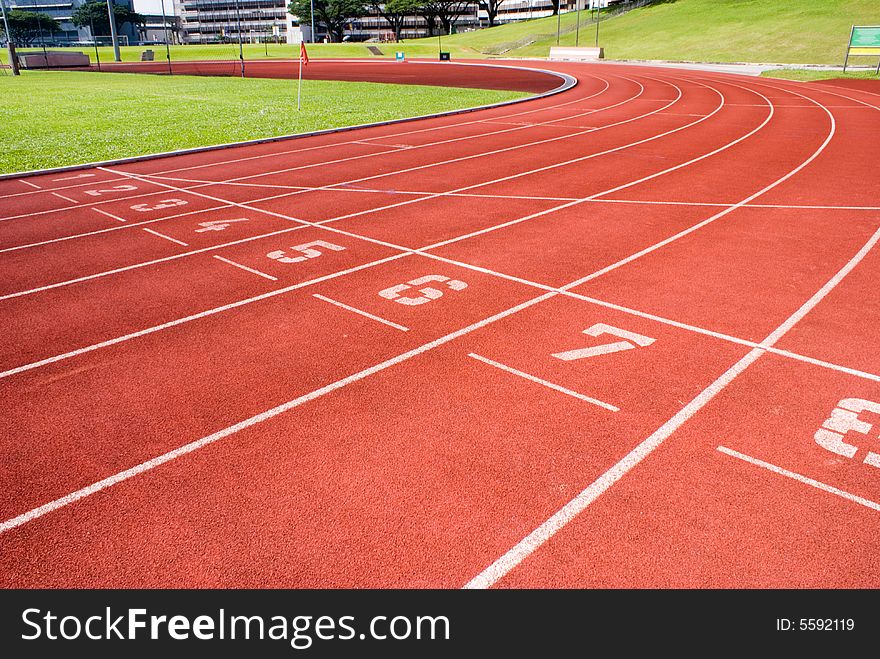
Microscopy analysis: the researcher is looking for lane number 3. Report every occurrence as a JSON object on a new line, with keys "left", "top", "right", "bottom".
{"left": 815, "top": 398, "right": 880, "bottom": 468}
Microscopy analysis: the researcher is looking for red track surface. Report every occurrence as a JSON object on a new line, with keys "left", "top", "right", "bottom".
{"left": 2, "top": 60, "right": 880, "bottom": 588}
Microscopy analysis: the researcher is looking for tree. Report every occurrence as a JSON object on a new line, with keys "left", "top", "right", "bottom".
{"left": 0, "top": 10, "right": 61, "bottom": 46}
{"left": 71, "top": 1, "right": 145, "bottom": 37}
{"left": 288, "top": 0, "right": 367, "bottom": 43}
{"left": 417, "top": 0, "right": 472, "bottom": 36}
{"left": 477, "top": 0, "right": 502, "bottom": 27}
{"left": 371, "top": 0, "right": 420, "bottom": 42}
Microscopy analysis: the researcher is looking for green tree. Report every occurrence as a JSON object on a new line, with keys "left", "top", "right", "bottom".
{"left": 477, "top": 0, "right": 502, "bottom": 27}
{"left": 417, "top": 0, "right": 471, "bottom": 37}
{"left": 0, "top": 10, "right": 61, "bottom": 46}
{"left": 71, "top": 1, "right": 146, "bottom": 37}
{"left": 371, "top": 0, "right": 420, "bottom": 42}
{"left": 288, "top": 0, "right": 367, "bottom": 43}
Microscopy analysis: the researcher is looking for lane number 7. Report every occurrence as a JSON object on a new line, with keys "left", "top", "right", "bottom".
{"left": 552, "top": 323, "right": 655, "bottom": 361}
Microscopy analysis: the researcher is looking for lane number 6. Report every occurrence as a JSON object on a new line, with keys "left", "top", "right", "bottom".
{"left": 378, "top": 275, "right": 467, "bottom": 306}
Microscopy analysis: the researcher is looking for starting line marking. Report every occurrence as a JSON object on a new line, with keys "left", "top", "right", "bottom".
{"left": 313, "top": 294, "right": 409, "bottom": 332}
{"left": 717, "top": 446, "right": 880, "bottom": 513}
{"left": 92, "top": 208, "right": 128, "bottom": 223}
{"left": 468, "top": 353, "right": 619, "bottom": 412}
{"left": 0, "top": 292, "right": 554, "bottom": 536}
{"left": 142, "top": 228, "right": 188, "bottom": 247}
{"left": 213, "top": 255, "right": 278, "bottom": 281}
{"left": 51, "top": 192, "right": 77, "bottom": 204}
{"left": 19, "top": 179, "right": 42, "bottom": 189}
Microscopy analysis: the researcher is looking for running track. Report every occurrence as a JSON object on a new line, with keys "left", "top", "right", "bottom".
{"left": 2, "top": 60, "right": 880, "bottom": 588}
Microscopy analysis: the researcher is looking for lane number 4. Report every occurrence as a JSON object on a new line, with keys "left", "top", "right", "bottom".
{"left": 195, "top": 218, "right": 250, "bottom": 233}
{"left": 552, "top": 323, "right": 655, "bottom": 361}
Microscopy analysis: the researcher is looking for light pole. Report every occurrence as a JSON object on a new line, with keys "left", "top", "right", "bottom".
{"left": 160, "top": 0, "right": 171, "bottom": 73}
{"left": 555, "top": 1, "right": 561, "bottom": 46}
{"left": 310, "top": 0, "right": 315, "bottom": 43}
{"left": 0, "top": 0, "right": 20, "bottom": 75}
{"left": 106, "top": 0, "right": 121, "bottom": 61}
{"left": 233, "top": 0, "right": 244, "bottom": 76}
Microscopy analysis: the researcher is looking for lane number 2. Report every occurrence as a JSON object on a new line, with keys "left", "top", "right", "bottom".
{"left": 379, "top": 275, "right": 467, "bottom": 306}
{"left": 815, "top": 398, "right": 880, "bottom": 468}
{"left": 130, "top": 199, "right": 189, "bottom": 212}
{"left": 84, "top": 184, "right": 138, "bottom": 196}
{"left": 552, "top": 323, "right": 655, "bottom": 361}
{"left": 267, "top": 240, "right": 345, "bottom": 263}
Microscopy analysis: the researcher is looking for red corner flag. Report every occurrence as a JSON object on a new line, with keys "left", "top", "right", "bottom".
{"left": 300, "top": 41, "right": 309, "bottom": 65}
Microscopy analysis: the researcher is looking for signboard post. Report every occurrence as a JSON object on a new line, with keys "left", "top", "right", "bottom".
{"left": 844, "top": 25, "right": 880, "bottom": 74}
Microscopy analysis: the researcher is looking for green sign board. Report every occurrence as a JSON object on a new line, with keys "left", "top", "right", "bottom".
{"left": 844, "top": 25, "right": 880, "bottom": 73}
{"left": 852, "top": 26, "right": 880, "bottom": 47}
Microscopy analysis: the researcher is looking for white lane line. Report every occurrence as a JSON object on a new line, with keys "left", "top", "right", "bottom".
{"left": 717, "top": 446, "right": 880, "bottom": 513}
{"left": 468, "top": 204, "right": 877, "bottom": 591}
{"left": 93, "top": 207, "right": 128, "bottom": 223}
{"left": 468, "top": 353, "right": 618, "bottom": 412}
{"left": 142, "top": 228, "right": 188, "bottom": 246}
{"left": 465, "top": 85, "right": 856, "bottom": 588}
{"left": 213, "top": 255, "right": 278, "bottom": 281}
{"left": 3, "top": 77, "right": 669, "bottom": 294}
{"left": 0, "top": 73, "right": 640, "bottom": 222}
{"left": 0, "top": 205, "right": 230, "bottom": 254}
{"left": 599, "top": 198, "right": 880, "bottom": 211}
{"left": 0, "top": 293, "right": 555, "bottom": 535}
{"left": 463, "top": 348, "right": 764, "bottom": 590}
{"left": 764, "top": 226, "right": 880, "bottom": 345}
{"left": 139, "top": 75, "right": 652, "bottom": 196}
{"left": 0, "top": 253, "right": 410, "bottom": 381}
{"left": 20, "top": 179, "right": 42, "bottom": 189}
{"left": 0, "top": 73, "right": 610, "bottom": 202}
{"left": 560, "top": 91, "right": 833, "bottom": 291}
{"left": 0, "top": 225, "right": 311, "bottom": 302}
{"left": 313, "top": 294, "right": 409, "bottom": 332}
{"left": 52, "top": 173, "right": 96, "bottom": 182}
{"left": 51, "top": 192, "right": 77, "bottom": 204}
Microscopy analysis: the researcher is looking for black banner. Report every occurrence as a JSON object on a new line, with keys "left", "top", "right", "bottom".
{"left": 0, "top": 589, "right": 872, "bottom": 656}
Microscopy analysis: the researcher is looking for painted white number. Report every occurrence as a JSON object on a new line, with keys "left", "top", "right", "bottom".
{"left": 379, "top": 275, "right": 467, "bottom": 306}
{"left": 84, "top": 184, "right": 138, "bottom": 196}
{"left": 53, "top": 173, "right": 96, "bottom": 182}
{"left": 195, "top": 218, "right": 250, "bottom": 233}
{"left": 552, "top": 323, "right": 656, "bottom": 361}
{"left": 266, "top": 240, "right": 345, "bottom": 263}
{"left": 815, "top": 398, "right": 880, "bottom": 468}
{"left": 130, "top": 199, "right": 189, "bottom": 212}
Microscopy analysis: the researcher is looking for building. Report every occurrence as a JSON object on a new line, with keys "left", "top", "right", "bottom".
{"left": 174, "top": 0, "right": 294, "bottom": 44}
{"left": 485, "top": 0, "right": 628, "bottom": 25}
{"left": 4, "top": 0, "right": 146, "bottom": 44}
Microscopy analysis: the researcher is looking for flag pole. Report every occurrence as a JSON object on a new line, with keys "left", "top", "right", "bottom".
{"left": 297, "top": 49, "right": 302, "bottom": 111}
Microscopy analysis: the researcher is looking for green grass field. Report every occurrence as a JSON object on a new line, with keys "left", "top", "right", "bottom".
{"left": 0, "top": 71, "right": 527, "bottom": 174}
{"left": 4, "top": 0, "right": 879, "bottom": 66}
{"left": 761, "top": 68, "right": 880, "bottom": 82}
{"left": 417, "top": 0, "right": 880, "bottom": 63}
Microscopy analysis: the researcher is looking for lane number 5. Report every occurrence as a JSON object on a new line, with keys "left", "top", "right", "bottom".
{"left": 267, "top": 240, "right": 345, "bottom": 263}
